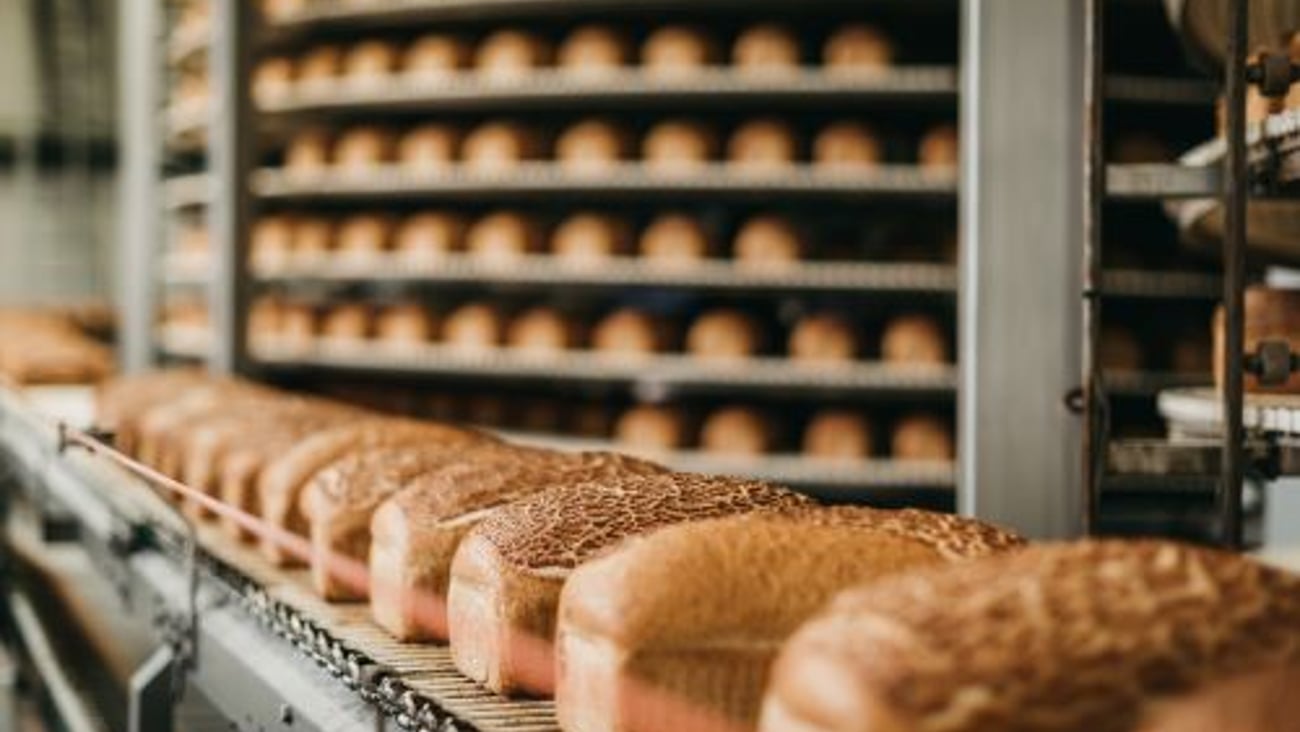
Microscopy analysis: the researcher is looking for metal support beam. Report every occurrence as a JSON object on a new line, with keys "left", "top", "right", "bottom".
{"left": 958, "top": 0, "right": 1085, "bottom": 538}
{"left": 115, "top": 0, "right": 159, "bottom": 373}
{"left": 208, "top": 0, "right": 253, "bottom": 374}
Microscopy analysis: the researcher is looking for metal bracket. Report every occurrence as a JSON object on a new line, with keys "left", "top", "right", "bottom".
{"left": 1246, "top": 52, "right": 1300, "bottom": 98}
{"left": 129, "top": 646, "right": 175, "bottom": 732}
{"left": 1246, "top": 340, "right": 1300, "bottom": 387}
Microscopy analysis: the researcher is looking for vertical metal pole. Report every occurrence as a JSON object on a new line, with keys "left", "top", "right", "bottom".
{"left": 959, "top": 0, "right": 1085, "bottom": 538}
{"left": 1081, "top": 0, "right": 1106, "bottom": 536}
{"left": 128, "top": 646, "right": 176, "bottom": 732}
{"left": 115, "top": 0, "right": 160, "bottom": 372}
{"left": 208, "top": 0, "right": 253, "bottom": 375}
{"left": 1221, "top": 0, "right": 1249, "bottom": 549}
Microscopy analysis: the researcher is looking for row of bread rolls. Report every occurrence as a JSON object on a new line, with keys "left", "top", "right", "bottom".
{"left": 256, "top": 23, "right": 894, "bottom": 97}
{"left": 615, "top": 403, "right": 953, "bottom": 461}
{"left": 1102, "top": 322, "right": 1213, "bottom": 374}
{"left": 98, "top": 371, "right": 1300, "bottom": 732}
{"left": 0, "top": 309, "right": 113, "bottom": 385}
{"left": 252, "top": 209, "right": 957, "bottom": 268}
{"left": 250, "top": 296, "right": 952, "bottom": 364}
{"left": 282, "top": 119, "right": 957, "bottom": 172}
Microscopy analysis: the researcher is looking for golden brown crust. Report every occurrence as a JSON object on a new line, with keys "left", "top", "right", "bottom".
{"left": 763, "top": 540, "right": 1300, "bottom": 732}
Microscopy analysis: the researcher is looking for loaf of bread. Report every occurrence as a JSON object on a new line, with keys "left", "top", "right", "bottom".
{"left": 641, "top": 26, "right": 718, "bottom": 75}
{"left": 296, "top": 44, "right": 344, "bottom": 85}
{"left": 402, "top": 33, "right": 470, "bottom": 76}
{"left": 333, "top": 126, "right": 396, "bottom": 170}
{"left": 685, "top": 309, "right": 763, "bottom": 359}
{"left": 733, "top": 214, "right": 805, "bottom": 266}
{"left": 176, "top": 221, "right": 209, "bottom": 257}
{"left": 614, "top": 404, "right": 690, "bottom": 451}
{"left": 506, "top": 307, "right": 582, "bottom": 354}
{"left": 591, "top": 308, "right": 671, "bottom": 356}
{"left": 551, "top": 212, "right": 633, "bottom": 264}
{"left": 284, "top": 127, "right": 333, "bottom": 173}
{"left": 336, "top": 213, "right": 393, "bottom": 259}
{"left": 732, "top": 23, "right": 801, "bottom": 72}
{"left": 880, "top": 314, "right": 949, "bottom": 364}
{"left": 891, "top": 413, "right": 954, "bottom": 461}
{"left": 398, "top": 124, "right": 460, "bottom": 171}
{"left": 466, "top": 211, "right": 544, "bottom": 263}
{"left": 803, "top": 410, "right": 873, "bottom": 459}
{"left": 462, "top": 121, "right": 541, "bottom": 171}
{"left": 443, "top": 303, "right": 504, "bottom": 351}
{"left": 250, "top": 215, "right": 293, "bottom": 270}
{"left": 789, "top": 313, "right": 859, "bottom": 362}
{"left": 302, "top": 441, "right": 513, "bottom": 599}
{"left": 95, "top": 370, "right": 214, "bottom": 456}
{"left": 557, "top": 507, "right": 1024, "bottom": 732}
{"left": 447, "top": 473, "right": 810, "bottom": 696}
{"left": 253, "top": 56, "right": 295, "bottom": 103}
{"left": 823, "top": 24, "right": 893, "bottom": 71}
{"left": 639, "top": 213, "right": 712, "bottom": 263}
{"left": 918, "top": 124, "right": 959, "bottom": 170}
{"left": 256, "top": 419, "right": 486, "bottom": 565}
{"left": 556, "top": 118, "right": 630, "bottom": 171}
{"left": 1215, "top": 286, "right": 1300, "bottom": 393}
{"left": 728, "top": 119, "right": 798, "bottom": 170}
{"left": 292, "top": 216, "right": 334, "bottom": 257}
{"left": 248, "top": 297, "right": 284, "bottom": 344}
{"left": 475, "top": 29, "right": 552, "bottom": 79}
{"left": 1171, "top": 333, "right": 1213, "bottom": 375}
{"left": 395, "top": 212, "right": 465, "bottom": 261}
{"left": 558, "top": 25, "right": 630, "bottom": 74}
{"left": 642, "top": 119, "right": 717, "bottom": 172}
{"left": 761, "top": 540, "right": 1300, "bottom": 732}
{"left": 814, "top": 122, "right": 882, "bottom": 169}
{"left": 374, "top": 303, "right": 437, "bottom": 348}
{"left": 342, "top": 39, "right": 400, "bottom": 82}
{"left": 279, "top": 303, "right": 318, "bottom": 351}
{"left": 260, "top": 0, "right": 303, "bottom": 22}
{"left": 320, "top": 303, "right": 371, "bottom": 342}
{"left": 369, "top": 451, "right": 664, "bottom": 640}
{"left": 1100, "top": 323, "right": 1144, "bottom": 372}
{"left": 700, "top": 405, "right": 775, "bottom": 455}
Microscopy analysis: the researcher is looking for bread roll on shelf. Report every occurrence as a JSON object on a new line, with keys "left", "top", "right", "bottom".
{"left": 760, "top": 540, "right": 1300, "bottom": 732}
{"left": 292, "top": 216, "right": 334, "bottom": 258}
{"left": 685, "top": 309, "right": 763, "bottom": 359}
{"left": 638, "top": 212, "right": 712, "bottom": 264}
{"left": 591, "top": 308, "right": 671, "bottom": 356}
{"left": 515, "top": 398, "right": 564, "bottom": 433}
{"left": 1215, "top": 286, "right": 1300, "bottom": 393}
{"left": 461, "top": 121, "right": 541, "bottom": 171}
{"left": 1100, "top": 323, "right": 1145, "bottom": 372}
{"left": 555, "top": 118, "right": 631, "bottom": 172}
{"left": 253, "top": 56, "right": 295, "bottom": 103}
{"left": 614, "top": 404, "right": 691, "bottom": 451}
{"left": 397, "top": 124, "right": 460, "bottom": 171}
{"left": 803, "top": 410, "right": 874, "bottom": 459}
{"left": 1171, "top": 333, "right": 1213, "bottom": 375}
{"left": 556, "top": 507, "right": 1024, "bottom": 732}
{"left": 403, "top": 33, "right": 471, "bottom": 77}
{"left": 177, "top": 0, "right": 211, "bottom": 37}
{"left": 641, "top": 119, "right": 717, "bottom": 172}
{"left": 813, "top": 121, "right": 883, "bottom": 170}
{"left": 880, "top": 314, "right": 949, "bottom": 365}
{"left": 342, "top": 39, "right": 401, "bottom": 82}
{"left": 465, "top": 211, "right": 544, "bottom": 264}
{"left": 173, "top": 72, "right": 210, "bottom": 108}
{"left": 374, "top": 303, "right": 437, "bottom": 349}
{"left": 700, "top": 405, "right": 776, "bottom": 455}
{"left": 176, "top": 221, "right": 210, "bottom": 257}
{"left": 918, "top": 123, "right": 959, "bottom": 170}
{"left": 1110, "top": 131, "right": 1172, "bottom": 164}
{"left": 788, "top": 313, "right": 860, "bottom": 362}
{"left": 296, "top": 44, "right": 344, "bottom": 86}
{"left": 443, "top": 302, "right": 504, "bottom": 351}
{"left": 551, "top": 212, "right": 633, "bottom": 265}
{"left": 573, "top": 403, "right": 614, "bottom": 438}
{"left": 641, "top": 25, "right": 718, "bottom": 76}
{"left": 558, "top": 24, "right": 631, "bottom": 74}
{"left": 891, "top": 413, "right": 954, "bottom": 461}
{"left": 285, "top": 127, "right": 333, "bottom": 173}
{"left": 505, "top": 306, "right": 582, "bottom": 354}
{"left": 279, "top": 302, "right": 318, "bottom": 350}
{"left": 394, "top": 211, "right": 465, "bottom": 261}
{"left": 732, "top": 23, "right": 801, "bottom": 73}
{"left": 733, "top": 214, "right": 806, "bottom": 266}
{"left": 248, "top": 297, "right": 284, "bottom": 343}
{"left": 335, "top": 214, "right": 393, "bottom": 260}
{"left": 333, "top": 126, "right": 397, "bottom": 171}
{"left": 250, "top": 215, "right": 294, "bottom": 270}
{"left": 822, "top": 24, "right": 894, "bottom": 72}
{"left": 728, "top": 118, "right": 799, "bottom": 170}
{"left": 474, "top": 29, "right": 553, "bottom": 79}
{"left": 447, "top": 473, "right": 809, "bottom": 696}
{"left": 320, "top": 302, "right": 372, "bottom": 342}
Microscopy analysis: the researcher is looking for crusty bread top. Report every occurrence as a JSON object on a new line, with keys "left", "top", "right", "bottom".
{"left": 769, "top": 540, "right": 1300, "bottom": 732}
{"left": 392, "top": 451, "right": 666, "bottom": 526}
{"left": 471, "top": 473, "right": 810, "bottom": 571}
{"left": 561, "top": 507, "right": 1024, "bottom": 647}
{"left": 303, "top": 441, "right": 521, "bottom": 511}
{"left": 95, "top": 368, "right": 212, "bottom": 427}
